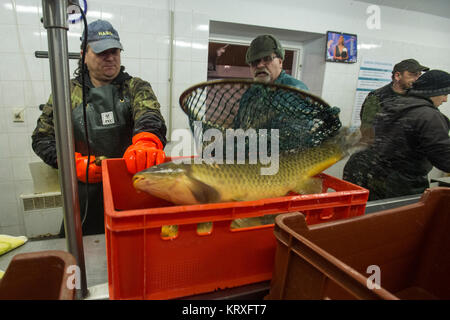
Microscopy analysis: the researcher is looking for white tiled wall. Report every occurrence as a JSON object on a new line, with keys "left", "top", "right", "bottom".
{"left": 1, "top": 0, "right": 449, "bottom": 236}
{"left": 1, "top": 0, "right": 44, "bottom": 236}
{"left": 302, "top": 36, "right": 327, "bottom": 97}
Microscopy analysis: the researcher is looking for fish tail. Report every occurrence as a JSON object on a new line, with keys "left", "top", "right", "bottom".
{"left": 324, "top": 127, "right": 362, "bottom": 155}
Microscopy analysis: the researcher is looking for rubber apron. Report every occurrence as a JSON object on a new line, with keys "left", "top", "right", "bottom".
{"left": 62, "top": 85, "right": 132, "bottom": 236}
{"left": 72, "top": 84, "right": 133, "bottom": 158}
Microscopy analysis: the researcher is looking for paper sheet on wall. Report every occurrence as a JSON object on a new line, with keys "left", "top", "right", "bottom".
{"left": 351, "top": 58, "right": 395, "bottom": 128}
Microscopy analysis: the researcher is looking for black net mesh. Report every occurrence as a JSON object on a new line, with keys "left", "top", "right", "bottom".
{"left": 179, "top": 79, "right": 342, "bottom": 157}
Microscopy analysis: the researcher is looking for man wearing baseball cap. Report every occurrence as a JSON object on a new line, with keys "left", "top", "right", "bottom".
{"left": 359, "top": 58, "right": 429, "bottom": 144}
{"left": 245, "top": 34, "right": 309, "bottom": 91}
{"left": 32, "top": 20, "right": 167, "bottom": 236}
{"left": 343, "top": 58, "right": 429, "bottom": 190}
{"left": 79, "top": 19, "right": 124, "bottom": 86}
{"left": 344, "top": 69, "right": 450, "bottom": 200}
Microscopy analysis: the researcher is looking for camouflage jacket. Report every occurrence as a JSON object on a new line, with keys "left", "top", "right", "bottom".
{"left": 32, "top": 67, "right": 167, "bottom": 168}
{"left": 359, "top": 82, "right": 404, "bottom": 144}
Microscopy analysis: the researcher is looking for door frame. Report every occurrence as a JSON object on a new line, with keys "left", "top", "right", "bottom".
{"left": 209, "top": 36, "right": 304, "bottom": 80}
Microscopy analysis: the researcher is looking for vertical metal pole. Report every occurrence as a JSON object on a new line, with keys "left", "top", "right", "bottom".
{"left": 168, "top": 9, "right": 175, "bottom": 141}
{"left": 41, "top": 0, "right": 88, "bottom": 299}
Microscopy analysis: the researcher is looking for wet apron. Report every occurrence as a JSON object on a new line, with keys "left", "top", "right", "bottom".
{"left": 72, "top": 84, "right": 133, "bottom": 158}
{"left": 61, "top": 85, "right": 133, "bottom": 236}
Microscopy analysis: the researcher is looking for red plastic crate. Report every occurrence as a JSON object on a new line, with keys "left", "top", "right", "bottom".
{"left": 102, "top": 158, "right": 369, "bottom": 300}
{"left": 267, "top": 188, "right": 450, "bottom": 300}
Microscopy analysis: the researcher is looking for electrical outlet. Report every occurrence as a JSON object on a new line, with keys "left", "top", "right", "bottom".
{"left": 13, "top": 108, "right": 25, "bottom": 123}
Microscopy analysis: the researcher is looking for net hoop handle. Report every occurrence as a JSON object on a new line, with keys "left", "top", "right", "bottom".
{"left": 178, "top": 78, "right": 332, "bottom": 115}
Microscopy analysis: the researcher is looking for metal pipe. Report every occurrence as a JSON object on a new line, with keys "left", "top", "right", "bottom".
{"left": 168, "top": 9, "right": 175, "bottom": 141}
{"left": 35, "top": 50, "right": 81, "bottom": 59}
{"left": 41, "top": 0, "right": 88, "bottom": 299}
{"left": 364, "top": 194, "right": 421, "bottom": 214}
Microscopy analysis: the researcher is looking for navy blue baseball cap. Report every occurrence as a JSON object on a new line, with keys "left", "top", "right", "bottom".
{"left": 393, "top": 59, "right": 429, "bottom": 74}
{"left": 81, "top": 19, "right": 123, "bottom": 53}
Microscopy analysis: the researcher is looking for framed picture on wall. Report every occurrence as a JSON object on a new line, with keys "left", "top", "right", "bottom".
{"left": 325, "top": 31, "right": 357, "bottom": 63}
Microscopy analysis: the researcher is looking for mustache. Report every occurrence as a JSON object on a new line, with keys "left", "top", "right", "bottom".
{"left": 254, "top": 68, "right": 269, "bottom": 75}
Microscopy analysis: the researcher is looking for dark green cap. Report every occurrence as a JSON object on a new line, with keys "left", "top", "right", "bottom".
{"left": 393, "top": 59, "right": 429, "bottom": 73}
{"left": 246, "top": 35, "right": 285, "bottom": 65}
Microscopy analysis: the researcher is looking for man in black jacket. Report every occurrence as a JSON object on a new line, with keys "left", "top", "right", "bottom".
{"left": 343, "top": 70, "right": 450, "bottom": 200}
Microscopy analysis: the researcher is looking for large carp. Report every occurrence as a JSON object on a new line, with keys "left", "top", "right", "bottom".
{"left": 132, "top": 127, "right": 361, "bottom": 205}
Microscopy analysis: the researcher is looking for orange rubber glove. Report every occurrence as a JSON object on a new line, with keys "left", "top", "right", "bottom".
{"left": 75, "top": 152, "right": 102, "bottom": 183}
{"left": 123, "top": 132, "right": 166, "bottom": 174}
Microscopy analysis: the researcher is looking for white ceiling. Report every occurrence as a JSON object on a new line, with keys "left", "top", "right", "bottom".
{"left": 353, "top": 0, "right": 450, "bottom": 19}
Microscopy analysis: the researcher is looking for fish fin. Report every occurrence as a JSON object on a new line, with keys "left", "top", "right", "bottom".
{"left": 305, "top": 156, "right": 341, "bottom": 177}
{"left": 294, "top": 177, "right": 323, "bottom": 195}
{"left": 302, "top": 127, "right": 361, "bottom": 178}
{"left": 186, "top": 176, "right": 221, "bottom": 203}
{"left": 230, "top": 192, "right": 249, "bottom": 202}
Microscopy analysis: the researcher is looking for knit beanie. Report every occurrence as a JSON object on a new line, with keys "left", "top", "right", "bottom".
{"left": 408, "top": 70, "right": 450, "bottom": 97}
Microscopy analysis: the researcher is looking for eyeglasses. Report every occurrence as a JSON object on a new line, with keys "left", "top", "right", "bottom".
{"left": 249, "top": 54, "right": 279, "bottom": 67}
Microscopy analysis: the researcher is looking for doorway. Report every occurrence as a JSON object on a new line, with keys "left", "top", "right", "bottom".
{"left": 207, "top": 41, "right": 296, "bottom": 81}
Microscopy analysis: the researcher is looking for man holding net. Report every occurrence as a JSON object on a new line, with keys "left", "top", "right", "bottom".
{"left": 232, "top": 35, "right": 341, "bottom": 154}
